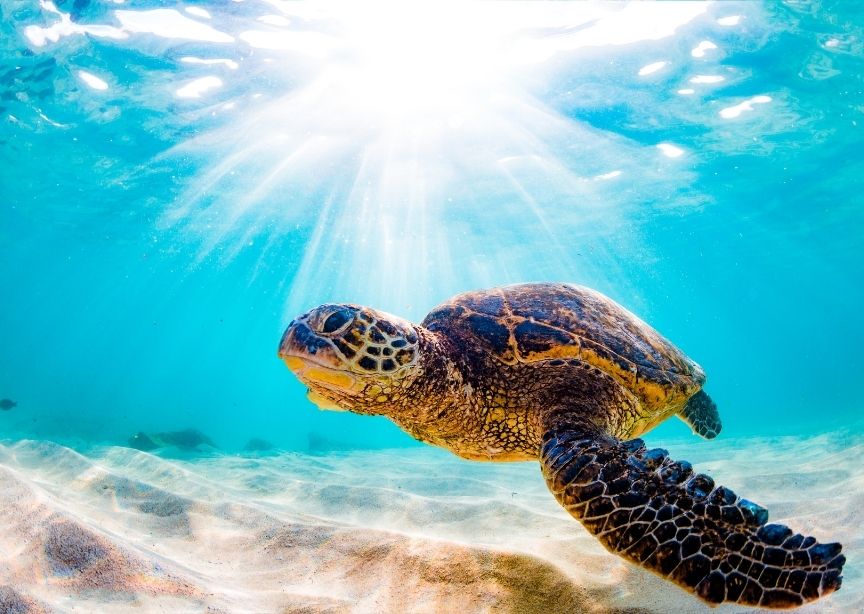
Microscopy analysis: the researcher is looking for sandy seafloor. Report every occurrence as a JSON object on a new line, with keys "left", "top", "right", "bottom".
{"left": 0, "top": 433, "right": 860, "bottom": 614}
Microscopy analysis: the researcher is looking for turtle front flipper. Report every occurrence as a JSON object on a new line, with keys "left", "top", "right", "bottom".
{"left": 539, "top": 421, "right": 844, "bottom": 608}
{"left": 678, "top": 390, "right": 722, "bottom": 439}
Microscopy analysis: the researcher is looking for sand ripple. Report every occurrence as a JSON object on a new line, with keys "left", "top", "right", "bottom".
{"left": 0, "top": 434, "right": 860, "bottom": 613}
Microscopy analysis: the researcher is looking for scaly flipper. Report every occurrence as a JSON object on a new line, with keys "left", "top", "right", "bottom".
{"left": 679, "top": 390, "right": 722, "bottom": 439}
{"left": 540, "top": 421, "right": 844, "bottom": 608}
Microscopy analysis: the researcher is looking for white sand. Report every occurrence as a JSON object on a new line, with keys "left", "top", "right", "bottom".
{"left": 0, "top": 433, "right": 860, "bottom": 613}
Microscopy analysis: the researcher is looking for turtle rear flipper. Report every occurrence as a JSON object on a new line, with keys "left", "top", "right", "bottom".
{"left": 540, "top": 421, "right": 844, "bottom": 608}
{"left": 678, "top": 390, "right": 722, "bottom": 439}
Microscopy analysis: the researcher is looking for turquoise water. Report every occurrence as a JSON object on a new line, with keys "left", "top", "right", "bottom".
{"left": 1, "top": 1, "right": 862, "bottom": 453}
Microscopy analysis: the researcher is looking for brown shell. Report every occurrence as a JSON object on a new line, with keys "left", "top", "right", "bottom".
{"left": 422, "top": 283, "right": 705, "bottom": 412}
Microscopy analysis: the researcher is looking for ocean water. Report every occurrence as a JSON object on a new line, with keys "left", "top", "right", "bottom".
{"left": 0, "top": 1, "right": 863, "bottom": 612}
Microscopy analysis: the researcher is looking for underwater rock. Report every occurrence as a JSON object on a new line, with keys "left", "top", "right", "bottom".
{"left": 0, "top": 398, "right": 17, "bottom": 411}
{"left": 157, "top": 428, "right": 216, "bottom": 449}
{"left": 128, "top": 428, "right": 217, "bottom": 451}
{"left": 243, "top": 437, "right": 274, "bottom": 452}
{"left": 128, "top": 431, "right": 158, "bottom": 451}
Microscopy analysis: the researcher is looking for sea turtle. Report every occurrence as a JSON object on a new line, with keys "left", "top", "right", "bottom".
{"left": 0, "top": 398, "right": 17, "bottom": 411}
{"left": 277, "top": 283, "right": 844, "bottom": 608}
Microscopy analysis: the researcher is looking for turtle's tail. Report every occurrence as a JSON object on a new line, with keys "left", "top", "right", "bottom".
{"left": 540, "top": 424, "right": 844, "bottom": 609}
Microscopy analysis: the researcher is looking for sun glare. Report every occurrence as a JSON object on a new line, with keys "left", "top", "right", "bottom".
{"left": 162, "top": 1, "right": 716, "bottom": 317}
{"left": 332, "top": 4, "right": 510, "bottom": 120}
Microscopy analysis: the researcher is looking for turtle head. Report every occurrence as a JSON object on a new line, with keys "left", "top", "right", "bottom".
{"left": 278, "top": 303, "right": 422, "bottom": 415}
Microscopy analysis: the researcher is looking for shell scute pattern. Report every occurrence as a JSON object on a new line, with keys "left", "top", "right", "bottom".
{"left": 425, "top": 283, "right": 703, "bottom": 412}
{"left": 454, "top": 290, "right": 508, "bottom": 318}
{"left": 464, "top": 313, "right": 513, "bottom": 359}
{"left": 513, "top": 319, "right": 578, "bottom": 360}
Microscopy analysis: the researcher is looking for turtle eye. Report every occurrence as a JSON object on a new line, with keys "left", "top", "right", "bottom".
{"left": 321, "top": 308, "right": 353, "bottom": 334}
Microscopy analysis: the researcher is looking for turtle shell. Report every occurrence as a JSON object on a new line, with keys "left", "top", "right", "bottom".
{"left": 422, "top": 283, "right": 705, "bottom": 412}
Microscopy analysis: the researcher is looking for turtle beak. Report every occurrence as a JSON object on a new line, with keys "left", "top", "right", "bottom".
{"left": 278, "top": 320, "right": 337, "bottom": 367}
{"left": 278, "top": 320, "right": 361, "bottom": 395}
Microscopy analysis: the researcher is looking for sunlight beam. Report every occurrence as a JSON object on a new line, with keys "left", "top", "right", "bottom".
{"left": 163, "top": 1, "right": 712, "bottom": 314}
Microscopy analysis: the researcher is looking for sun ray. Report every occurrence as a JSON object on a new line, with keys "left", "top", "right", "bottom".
{"left": 160, "top": 2, "right": 709, "bottom": 315}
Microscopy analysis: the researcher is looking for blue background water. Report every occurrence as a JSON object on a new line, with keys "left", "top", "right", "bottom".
{"left": 1, "top": 1, "right": 861, "bottom": 452}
